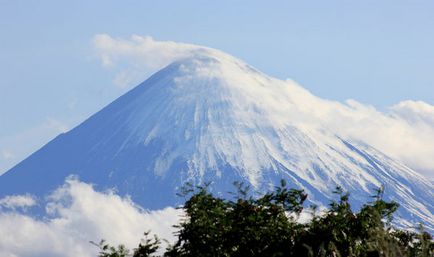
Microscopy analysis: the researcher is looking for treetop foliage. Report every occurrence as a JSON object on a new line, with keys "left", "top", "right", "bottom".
{"left": 95, "top": 180, "right": 433, "bottom": 257}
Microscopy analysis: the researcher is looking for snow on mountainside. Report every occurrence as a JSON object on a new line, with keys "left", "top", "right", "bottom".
{"left": 0, "top": 48, "right": 432, "bottom": 230}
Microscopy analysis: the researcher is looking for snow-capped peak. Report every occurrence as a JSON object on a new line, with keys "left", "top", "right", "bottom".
{"left": 0, "top": 48, "right": 432, "bottom": 231}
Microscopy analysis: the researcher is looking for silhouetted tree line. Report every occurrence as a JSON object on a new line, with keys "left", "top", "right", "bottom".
{"left": 93, "top": 181, "right": 433, "bottom": 257}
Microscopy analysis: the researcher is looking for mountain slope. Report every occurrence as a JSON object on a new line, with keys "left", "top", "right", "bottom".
{"left": 0, "top": 49, "right": 432, "bottom": 230}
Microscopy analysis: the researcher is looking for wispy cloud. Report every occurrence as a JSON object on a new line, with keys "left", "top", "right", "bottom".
{"left": 0, "top": 194, "right": 36, "bottom": 211}
{"left": 92, "top": 34, "right": 204, "bottom": 89}
{"left": 390, "top": 100, "right": 434, "bottom": 127}
{"left": 0, "top": 178, "right": 180, "bottom": 257}
{"left": 322, "top": 98, "right": 434, "bottom": 178}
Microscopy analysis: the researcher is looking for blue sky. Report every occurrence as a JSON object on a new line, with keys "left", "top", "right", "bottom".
{"left": 1, "top": 0, "right": 434, "bottom": 174}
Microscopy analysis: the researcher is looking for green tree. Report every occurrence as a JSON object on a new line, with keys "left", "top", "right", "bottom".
{"left": 95, "top": 180, "right": 433, "bottom": 257}
{"left": 166, "top": 180, "right": 307, "bottom": 257}
{"left": 93, "top": 231, "right": 161, "bottom": 257}
{"left": 91, "top": 240, "right": 130, "bottom": 257}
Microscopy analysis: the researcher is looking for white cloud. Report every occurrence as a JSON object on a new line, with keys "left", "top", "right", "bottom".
{"left": 0, "top": 178, "right": 180, "bottom": 257}
{"left": 0, "top": 194, "right": 36, "bottom": 211}
{"left": 390, "top": 100, "right": 434, "bottom": 127}
{"left": 338, "top": 100, "right": 434, "bottom": 178}
{"left": 92, "top": 34, "right": 201, "bottom": 69}
{"left": 280, "top": 83, "right": 434, "bottom": 178}
{"left": 92, "top": 34, "right": 205, "bottom": 89}
{"left": 295, "top": 94, "right": 434, "bottom": 178}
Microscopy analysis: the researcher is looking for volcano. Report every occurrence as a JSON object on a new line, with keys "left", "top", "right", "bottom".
{"left": 0, "top": 48, "right": 432, "bottom": 230}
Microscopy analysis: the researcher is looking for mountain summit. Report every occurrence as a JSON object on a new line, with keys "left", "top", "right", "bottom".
{"left": 0, "top": 49, "right": 432, "bottom": 230}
